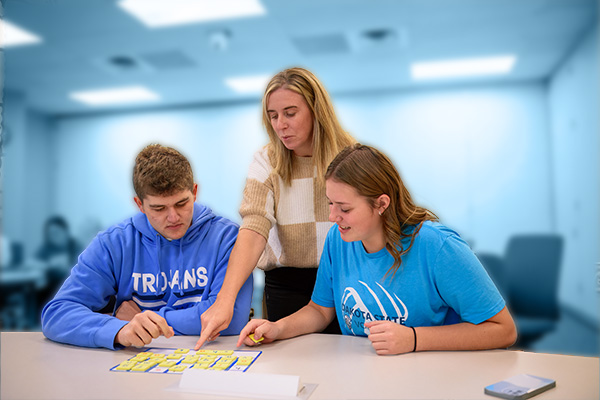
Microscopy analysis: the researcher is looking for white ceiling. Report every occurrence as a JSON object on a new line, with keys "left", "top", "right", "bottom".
{"left": 2, "top": 0, "right": 597, "bottom": 116}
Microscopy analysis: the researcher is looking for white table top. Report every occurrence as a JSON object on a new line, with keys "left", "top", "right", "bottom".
{"left": 1, "top": 332, "right": 598, "bottom": 400}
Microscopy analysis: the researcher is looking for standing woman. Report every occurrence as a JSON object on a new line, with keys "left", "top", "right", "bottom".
{"left": 238, "top": 144, "right": 517, "bottom": 355}
{"left": 196, "top": 67, "right": 355, "bottom": 348}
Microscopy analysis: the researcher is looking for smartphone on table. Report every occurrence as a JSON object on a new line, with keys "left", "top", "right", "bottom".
{"left": 484, "top": 374, "right": 556, "bottom": 400}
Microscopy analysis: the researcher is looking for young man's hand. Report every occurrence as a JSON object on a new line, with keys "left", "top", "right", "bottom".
{"left": 115, "top": 300, "right": 142, "bottom": 321}
{"left": 115, "top": 310, "right": 174, "bottom": 347}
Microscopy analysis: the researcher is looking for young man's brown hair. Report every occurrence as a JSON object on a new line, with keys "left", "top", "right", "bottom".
{"left": 133, "top": 144, "right": 194, "bottom": 200}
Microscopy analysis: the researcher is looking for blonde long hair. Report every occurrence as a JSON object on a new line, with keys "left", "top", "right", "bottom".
{"left": 262, "top": 67, "right": 355, "bottom": 185}
{"left": 325, "top": 144, "right": 438, "bottom": 278}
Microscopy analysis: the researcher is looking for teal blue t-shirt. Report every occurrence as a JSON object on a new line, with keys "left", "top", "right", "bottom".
{"left": 311, "top": 221, "right": 505, "bottom": 336}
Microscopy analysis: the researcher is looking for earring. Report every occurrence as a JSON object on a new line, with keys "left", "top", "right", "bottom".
{"left": 378, "top": 210, "right": 382, "bottom": 216}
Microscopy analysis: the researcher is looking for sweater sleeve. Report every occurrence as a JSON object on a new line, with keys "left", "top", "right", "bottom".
{"left": 239, "top": 148, "right": 276, "bottom": 240}
{"left": 41, "top": 234, "right": 128, "bottom": 350}
{"left": 155, "top": 224, "right": 253, "bottom": 335}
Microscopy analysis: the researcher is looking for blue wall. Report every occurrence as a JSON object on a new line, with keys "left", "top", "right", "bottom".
{"left": 336, "top": 84, "right": 554, "bottom": 255}
{"left": 2, "top": 92, "right": 53, "bottom": 254}
{"left": 46, "top": 82, "right": 554, "bottom": 255}
{"left": 548, "top": 26, "right": 599, "bottom": 324}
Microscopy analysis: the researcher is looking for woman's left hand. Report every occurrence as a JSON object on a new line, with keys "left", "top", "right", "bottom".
{"left": 365, "top": 321, "right": 415, "bottom": 355}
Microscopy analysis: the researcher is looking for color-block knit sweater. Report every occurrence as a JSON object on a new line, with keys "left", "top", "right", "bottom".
{"left": 239, "top": 147, "right": 334, "bottom": 271}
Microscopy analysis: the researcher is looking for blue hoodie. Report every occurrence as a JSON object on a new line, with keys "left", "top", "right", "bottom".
{"left": 41, "top": 203, "right": 253, "bottom": 350}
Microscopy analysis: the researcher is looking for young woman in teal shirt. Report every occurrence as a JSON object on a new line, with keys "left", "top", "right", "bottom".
{"left": 239, "top": 144, "right": 516, "bottom": 355}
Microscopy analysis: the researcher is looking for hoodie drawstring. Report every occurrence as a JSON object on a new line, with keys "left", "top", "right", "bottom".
{"left": 156, "top": 234, "right": 164, "bottom": 296}
{"left": 154, "top": 233, "right": 185, "bottom": 296}
{"left": 178, "top": 239, "right": 184, "bottom": 296}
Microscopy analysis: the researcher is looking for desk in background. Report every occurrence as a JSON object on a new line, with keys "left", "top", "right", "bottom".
{"left": 0, "top": 269, "right": 45, "bottom": 329}
{"left": 1, "top": 332, "right": 598, "bottom": 400}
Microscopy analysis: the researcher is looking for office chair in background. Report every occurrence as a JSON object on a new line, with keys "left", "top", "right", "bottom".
{"left": 505, "top": 234, "right": 563, "bottom": 348}
{"left": 477, "top": 234, "right": 563, "bottom": 350}
{"left": 476, "top": 253, "right": 507, "bottom": 297}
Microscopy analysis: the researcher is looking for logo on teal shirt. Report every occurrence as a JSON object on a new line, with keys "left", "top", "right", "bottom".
{"left": 341, "top": 280, "right": 408, "bottom": 335}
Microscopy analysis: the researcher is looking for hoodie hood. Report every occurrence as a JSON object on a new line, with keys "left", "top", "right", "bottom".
{"left": 131, "top": 203, "right": 216, "bottom": 296}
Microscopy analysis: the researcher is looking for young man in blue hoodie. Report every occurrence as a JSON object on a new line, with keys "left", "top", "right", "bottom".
{"left": 41, "top": 144, "right": 253, "bottom": 349}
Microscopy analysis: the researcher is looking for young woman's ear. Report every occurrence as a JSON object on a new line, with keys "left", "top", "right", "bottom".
{"left": 376, "top": 194, "right": 391, "bottom": 215}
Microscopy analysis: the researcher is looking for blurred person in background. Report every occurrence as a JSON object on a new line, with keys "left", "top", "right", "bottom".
{"left": 35, "top": 216, "right": 82, "bottom": 314}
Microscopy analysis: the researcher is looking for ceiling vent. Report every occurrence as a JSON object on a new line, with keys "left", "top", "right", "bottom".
{"left": 93, "top": 54, "right": 150, "bottom": 75}
{"left": 362, "top": 29, "right": 396, "bottom": 42}
{"left": 139, "top": 50, "right": 197, "bottom": 71}
{"left": 107, "top": 55, "right": 139, "bottom": 70}
{"left": 355, "top": 28, "right": 408, "bottom": 52}
{"left": 93, "top": 50, "right": 197, "bottom": 75}
{"left": 292, "top": 33, "right": 350, "bottom": 56}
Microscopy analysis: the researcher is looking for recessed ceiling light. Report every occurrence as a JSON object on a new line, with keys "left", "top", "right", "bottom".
{"left": 117, "top": 0, "right": 266, "bottom": 28}
{"left": 0, "top": 20, "right": 42, "bottom": 48}
{"left": 70, "top": 86, "right": 160, "bottom": 106}
{"left": 411, "top": 55, "right": 517, "bottom": 80}
{"left": 225, "top": 75, "right": 271, "bottom": 94}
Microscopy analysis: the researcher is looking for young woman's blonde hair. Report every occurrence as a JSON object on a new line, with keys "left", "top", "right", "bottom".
{"left": 325, "top": 143, "right": 438, "bottom": 278}
{"left": 262, "top": 67, "right": 355, "bottom": 185}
